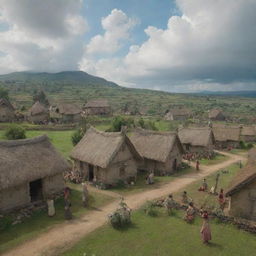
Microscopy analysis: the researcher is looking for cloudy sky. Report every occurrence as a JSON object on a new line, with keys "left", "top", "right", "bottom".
{"left": 0, "top": 0, "right": 255, "bottom": 92}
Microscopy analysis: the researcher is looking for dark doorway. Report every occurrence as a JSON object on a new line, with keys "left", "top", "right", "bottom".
{"left": 88, "top": 164, "right": 94, "bottom": 181}
{"left": 29, "top": 179, "right": 43, "bottom": 202}
{"left": 173, "top": 159, "right": 177, "bottom": 171}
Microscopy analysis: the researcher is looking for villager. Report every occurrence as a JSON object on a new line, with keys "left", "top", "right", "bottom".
{"left": 164, "top": 194, "right": 176, "bottom": 215}
{"left": 184, "top": 202, "right": 196, "bottom": 223}
{"left": 182, "top": 191, "right": 189, "bottom": 204}
{"left": 64, "top": 186, "right": 71, "bottom": 204}
{"left": 200, "top": 211, "right": 212, "bottom": 244}
{"left": 82, "top": 182, "right": 89, "bottom": 207}
{"left": 47, "top": 198, "right": 55, "bottom": 217}
{"left": 198, "top": 179, "right": 208, "bottom": 192}
{"left": 218, "top": 188, "right": 225, "bottom": 210}
{"left": 196, "top": 160, "right": 200, "bottom": 171}
{"left": 146, "top": 172, "right": 154, "bottom": 185}
{"left": 64, "top": 201, "right": 72, "bottom": 220}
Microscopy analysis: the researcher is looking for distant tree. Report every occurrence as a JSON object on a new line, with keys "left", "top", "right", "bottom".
{"left": 0, "top": 87, "right": 9, "bottom": 100}
{"left": 5, "top": 125, "right": 26, "bottom": 140}
{"left": 110, "top": 116, "right": 134, "bottom": 132}
{"left": 33, "top": 90, "right": 49, "bottom": 106}
{"left": 71, "top": 129, "right": 85, "bottom": 146}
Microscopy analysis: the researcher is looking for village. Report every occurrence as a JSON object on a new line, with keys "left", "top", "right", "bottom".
{"left": 0, "top": 88, "right": 256, "bottom": 256}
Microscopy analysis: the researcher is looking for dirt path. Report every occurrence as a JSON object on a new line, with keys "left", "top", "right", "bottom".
{"left": 2, "top": 152, "right": 245, "bottom": 256}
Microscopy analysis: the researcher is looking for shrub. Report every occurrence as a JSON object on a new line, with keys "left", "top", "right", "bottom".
{"left": 71, "top": 128, "right": 85, "bottom": 146}
{"left": 246, "top": 143, "right": 254, "bottom": 149}
{"left": 5, "top": 125, "right": 26, "bottom": 140}
{"left": 239, "top": 141, "right": 246, "bottom": 149}
{"left": 144, "top": 201, "right": 158, "bottom": 217}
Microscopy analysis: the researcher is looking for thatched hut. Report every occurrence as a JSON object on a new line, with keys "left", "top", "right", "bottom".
{"left": 129, "top": 129, "right": 184, "bottom": 175}
{"left": 53, "top": 103, "right": 81, "bottom": 123}
{"left": 178, "top": 127, "right": 215, "bottom": 154}
{"left": 164, "top": 108, "right": 191, "bottom": 121}
{"left": 212, "top": 126, "right": 241, "bottom": 149}
{"left": 27, "top": 101, "right": 49, "bottom": 124}
{"left": 225, "top": 164, "right": 256, "bottom": 220}
{"left": 70, "top": 127, "right": 140, "bottom": 186}
{"left": 208, "top": 109, "right": 226, "bottom": 121}
{"left": 240, "top": 126, "right": 256, "bottom": 142}
{"left": 0, "top": 98, "right": 16, "bottom": 122}
{"left": 83, "top": 99, "right": 111, "bottom": 116}
{"left": 0, "top": 135, "right": 69, "bottom": 212}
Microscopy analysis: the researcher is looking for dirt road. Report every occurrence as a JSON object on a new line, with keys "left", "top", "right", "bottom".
{"left": 2, "top": 151, "right": 245, "bottom": 256}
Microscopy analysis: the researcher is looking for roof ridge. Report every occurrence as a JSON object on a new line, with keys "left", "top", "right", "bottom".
{"left": 0, "top": 135, "right": 48, "bottom": 147}
{"left": 133, "top": 127, "right": 177, "bottom": 136}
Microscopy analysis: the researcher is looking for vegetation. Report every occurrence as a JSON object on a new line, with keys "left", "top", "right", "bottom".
{"left": 0, "top": 87, "right": 9, "bottom": 100}
{"left": 200, "top": 154, "right": 229, "bottom": 165}
{"left": 5, "top": 124, "right": 26, "bottom": 140}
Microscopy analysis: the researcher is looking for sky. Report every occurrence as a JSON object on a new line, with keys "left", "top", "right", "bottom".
{"left": 0, "top": 0, "right": 255, "bottom": 92}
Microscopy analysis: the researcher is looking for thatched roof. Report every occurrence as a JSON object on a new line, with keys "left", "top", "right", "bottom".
{"left": 166, "top": 108, "right": 191, "bottom": 117}
{"left": 225, "top": 164, "right": 256, "bottom": 196}
{"left": 129, "top": 128, "right": 184, "bottom": 163}
{"left": 178, "top": 127, "right": 215, "bottom": 147}
{"left": 29, "top": 101, "right": 48, "bottom": 116}
{"left": 209, "top": 109, "right": 224, "bottom": 119}
{"left": 57, "top": 103, "right": 81, "bottom": 115}
{"left": 241, "top": 126, "right": 256, "bottom": 136}
{"left": 213, "top": 126, "right": 241, "bottom": 142}
{"left": 0, "top": 98, "right": 15, "bottom": 111}
{"left": 70, "top": 127, "right": 140, "bottom": 168}
{"left": 85, "top": 99, "right": 110, "bottom": 108}
{"left": 0, "top": 135, "right": 69, "bottom": 190}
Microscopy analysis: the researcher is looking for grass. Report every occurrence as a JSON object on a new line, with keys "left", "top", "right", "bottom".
{"left": 0, "top": 184, "right": 114, "bottom": 254}
{"left": 110, "top": 166, "right": 196, "bottom": 195}
{"left": 200, "top": 154, "right": 229, "bottom": 165}
{"left": 61, "top": 208, "right": 256, "bottom": 256}
{"left": 173, "top": 163, "right": 242, "bottom": 209}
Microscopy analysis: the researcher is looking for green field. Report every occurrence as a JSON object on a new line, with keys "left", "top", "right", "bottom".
{"left": 0, "top": 184, "right": 114, "bottom": 254}
{"left": 61, "top": 208, "right": 256, "bottom": 256}
{"left": 200, "top": 154, "right": 229, "bottom": 166}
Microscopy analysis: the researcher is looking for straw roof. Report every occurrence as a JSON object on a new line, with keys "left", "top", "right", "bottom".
{"left": 209, "top": 109, "right": 224, "bottom": 119}
{"left": 0, "top": 98, "right": 15, "bottom": 111}
{"left": 225, "top": 164, "right": 256, "bottom": 196}
{"left": 178, "top": 127, "right": 215, "bottom": 147}
{"left": 57, "top": 103, "right": 81, "bottom": 115}
{"left": 85, "top": 99, "right": 110, "bottom": 108}
{"left": 241, "top": 126, "right": 256, "bottom": 136}
{"left": 213, "top": 126, "right": 241, "bottom": 142}
{"left": 70, "top": 127, "right": 140, "bottom": 168}
{"left": 129, "top": 128, "right": 184, "bottom": 163}
{"left": 166, "top": 108, "right": 191, "bottom": 117}
{"left": 0, "top": 135, "right": 70, "bottom": 190}
{"left": 29, "top": 101, "right": 48, "bottom": 116}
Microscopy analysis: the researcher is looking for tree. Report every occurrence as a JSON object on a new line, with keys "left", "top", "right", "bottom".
{"left": 5, "top": 125, "right": 26, "bottom": 140}
{"left": 0, "top": 87, "right": 9, "bottom": 100}
{"left": 33, "top": 90, "right": 49, "bottom": 106}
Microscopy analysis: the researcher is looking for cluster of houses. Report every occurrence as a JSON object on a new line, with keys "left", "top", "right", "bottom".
{"left": 0, "top": 98, "right": 112, "bottom": 124}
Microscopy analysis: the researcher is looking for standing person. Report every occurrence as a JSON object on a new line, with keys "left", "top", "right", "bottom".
{"left": 218, "top": 188, "right": 225, "bottom": 210}
{"left": 82, "top": 183, "right": 89, "bottom": 207}
{"left": 64, "top": 187, "right": 71, "bottom": 203}
{"left": 164, "top": 194, "right": 176, "bottom": 215}
{"left": 182, "top": 191, "right": 189, "bottom": 205}
{"left": 200, "top": 211, "right": 212, "bottom": 244}
{"left": 184, "top": 202, "right": 196, "bottom": 223}
{"left": 47, "top": 198, "right": 55, "bottom": 217}
{"left": 64, "top": 201, "right": 72, "bottom": 220}
{"left": 196, "top": 160, "right": 200, "bottom": 171}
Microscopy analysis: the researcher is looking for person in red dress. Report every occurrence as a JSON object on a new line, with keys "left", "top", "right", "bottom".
{"left": 200, "top": 211, "right": 212, "bottom": 244}
{"left": 218, "top": 188, "right": 225, "bottom": 210}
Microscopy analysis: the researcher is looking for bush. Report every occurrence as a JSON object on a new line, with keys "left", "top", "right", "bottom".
{"left": 239, "top": 141, "right": 246, "bottom": 149}
{"left": 5, "top": 125, "right": 26, "bottom": 140}
{"left": 71, "top": 128, "right": 85, "bottom": 146}
{"left": 144, "top": 201, "right": 158, "bottom": 217}
{"left": 109, "top": 116, "right": 134, "bottom": 132}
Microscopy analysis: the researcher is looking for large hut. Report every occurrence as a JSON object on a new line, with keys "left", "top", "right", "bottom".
{"left": 240, "top": 126, "right": 256, "bottom": 142}
{"left": 164, "top": 108, "right": 191, "bottom": 121}
{"left": 225, "top": 163, "right": 256, "bottom": 221}
{"left": 27, "top": 101, "right": 49, "bottom": 124}
{"left": 53, "top": 103, "right": 82, "bottom": 123}
{"left": 0, "top": 135, "right": 69, "bottom": 212}
{"left": 212, "top": 126, "right": 241, "bottom": 149}
{"left": 83, "top": 99, "right": 111, "bottom": 116}
{"left": 129, "top": 129, "right": 184, "bottom": 175}
{"left": 178, "top": 127, "right": 215, "bottom": 154}
{"left": 70, "top": 127, "right": 141, "bottom": 186}
{"left": 0, "top": 98, "right": 16, "bottom": 122}
{"left": 208, "top": 109, "right": 226, "bottom": 121}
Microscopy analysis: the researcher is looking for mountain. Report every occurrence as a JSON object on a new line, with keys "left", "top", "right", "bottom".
{"left": 196, "top": 90, "right": 256, "bottom": 98}
{"left": 0, "top": 71, "right": 120, "bottom": 88}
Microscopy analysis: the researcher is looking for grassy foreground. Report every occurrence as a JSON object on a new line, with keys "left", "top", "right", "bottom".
{"left": 61, "top": 208, "right": 256, "bottom": 256}
{"left": 0, "top": 186, "right": 114, "bottom": 254}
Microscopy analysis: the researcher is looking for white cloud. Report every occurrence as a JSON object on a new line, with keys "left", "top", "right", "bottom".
{"left": 85, "top": 9, "right": 137, "bottom": 55}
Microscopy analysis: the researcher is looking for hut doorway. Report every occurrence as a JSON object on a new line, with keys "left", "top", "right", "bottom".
{"left": 88, "top": 164, "right": 94, "bottom": 181}
{"left": 173, "top": 159, "right": 177, "bottom": 171}
{"left": 29, "top": 179, "right": 43, "bottom": 202}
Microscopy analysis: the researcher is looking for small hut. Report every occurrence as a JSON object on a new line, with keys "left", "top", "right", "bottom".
{"left": 53, "top": 103, "right": 81, "bottom": 123}
{"left": 178, "top": 127, "right": 215, "bottom": 154}
{"left": 208, "top": 109, "right": 226, "bottom": 121}
{"left": 164, "top": 108, "right": 191, "bottom": 121}
{"left": 240, "top": 126, "right": 256, "bottom": 142}
{"left": 225, "top": 164, "right": 256, "bottom": 221}
{"left": 83, "top": 99, "right": 111, "bottom": 116}
{"left": 0, "top": 135, "right": 69, "bottom": 212}
{"left": 70, "top": 127, "right": 140, "bottom": 186}
{"left": 27, "top": 101, "right": 49, "bottom": 124}
{"left": 129, "top": 129, "right": 184, "bottom": 175}
{"left": 0, "top": 98, "right": 16, "bottom": 122}
{"left": 212, "top": 126, "right": 241, "bottom": 149}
